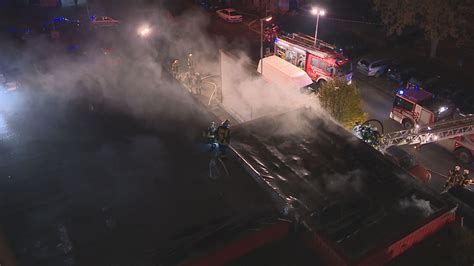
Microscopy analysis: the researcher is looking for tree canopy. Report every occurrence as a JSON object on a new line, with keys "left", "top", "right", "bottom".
{"left": 373, "top": 0, "right": 473, "bottom": 57}
{"left": 318, "top": 79, "right": 367, "bottom": 128}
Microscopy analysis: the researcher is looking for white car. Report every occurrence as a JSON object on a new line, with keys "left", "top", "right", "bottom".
{"left": 91, "top": 16, "right": 120, "bottom": 27}
{"left": 216, "top": 8, "right": 243, "bottom": 23}
{"left": 356, "top": 57, "right": 392, "bottom": 77}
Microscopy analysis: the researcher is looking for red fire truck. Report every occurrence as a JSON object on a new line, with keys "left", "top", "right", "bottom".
{"left": 438, "top": 134, "right": 474, "bottom": 164}
{"left": 390, "top": 89, "right": 456, "bottom": 129}
{"left": 274, "top": 33, "right": 353, "bottom": 85}
{"left": 389, "top": 89, "right": 474, "bottom": 164}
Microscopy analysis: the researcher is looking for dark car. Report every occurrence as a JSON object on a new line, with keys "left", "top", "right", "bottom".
{"left": 43, "top": 17, "right": 80, "bottom": 32}
{"left": 325, "top": 34, "right": 370, "bottom": 58}
{"left": 405, "top": 71, "right": 440, "bottom": 91}
{"left": 386, "top": 62, "right": 417, "bottom": 85}
{"left": 451, "top": 90, "right": 474, "bottom": 115}
{"left": 195, "top": 0, "right": 227, "bottom": 11}
{"left": 5, "top": 24, "right": 33, "bottom": 41}
{"left": 429, "top": 80, "right": 474, "bottom": 115}
{"left": 385, "top": 146, "right": 432, "bottom": 183}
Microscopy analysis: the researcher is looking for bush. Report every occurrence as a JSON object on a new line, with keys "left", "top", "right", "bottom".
{"left": 318, "top": 79, "right": 368, "bottom": 128}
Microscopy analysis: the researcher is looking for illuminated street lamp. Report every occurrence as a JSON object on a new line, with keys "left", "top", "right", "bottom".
{"left": 260, "top": 15, "right": 272, "bottom": 75}
{"left": 138, "top": 25, "right": 151, "bottom": 37}
{"left": 311, "top": 7, "right": 326, "bottom": 47}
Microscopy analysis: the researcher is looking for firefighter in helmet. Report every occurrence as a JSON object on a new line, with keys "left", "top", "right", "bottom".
{"left": 215, "top": 119, "right": 231, "bottom": 156}
{"left": 361, "top": 124, "right": 373, "bottom": 144}
{"left": 444, "top": 165, "right": 461, "bottom": 189}
{"left": 207, "top": 121, "right": 217, "bottom": 146}
{"left": 171, "top": 59, "right": 179, "bottom": 78}
{"left": 353, "top": 121, "right": 362, "bottom": 139}
{"left": 461, "top": 169, "right": 471, "bottom": 188}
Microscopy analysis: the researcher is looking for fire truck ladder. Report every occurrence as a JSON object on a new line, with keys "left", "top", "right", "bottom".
{"left": 381, "top": 115, "right": 474, "bottom": 150}
{"left": 279, "top": 33, "right": 338, "bottom": 54}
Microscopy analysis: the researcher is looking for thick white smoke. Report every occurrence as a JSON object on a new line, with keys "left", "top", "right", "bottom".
{"left": 399, "top": 194, "right": 434, "bottom": 217}
{"left": 220, "top": 50, "right": 323, "bottom": 122}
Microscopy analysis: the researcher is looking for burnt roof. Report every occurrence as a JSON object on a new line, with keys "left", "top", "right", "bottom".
{"left": 231, "top": 108, "right": 454, "bottom": 261}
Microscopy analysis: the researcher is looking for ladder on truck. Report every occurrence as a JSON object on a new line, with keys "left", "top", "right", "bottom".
{"left": 381, "top": 115, "right": 474, "bottom": 150}
{"left": 278, "top": 33, "right": 338, "bottom": 55}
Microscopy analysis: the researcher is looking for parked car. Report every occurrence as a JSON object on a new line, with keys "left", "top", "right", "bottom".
{"left": 325, "top": 34, "right": 370, "bottom": 59}
{"left": 195, "top": 0, "right": 226, "bottom": 11}
{"left": 216, "top": 8, "right": 243, "bottom": 23}
{"left": 385, "top": 146, "right": 432, "bottom": 183}
{"left": 356, "top": 56, "right": 392, "bottom": 77}
{"left": 90, "top": 16, "right": 120, "bottom": 27}
{"left": 43, "top": 17, "right": 80, "bottom": 32}
{"left": 386, "top": 62, "right": 417, "bottom": 85}
{"left": 450, "top": 89, "right": 474, "bottom": 115}
{"left": 404, "top": 71, "right": 440, "bottom": 91}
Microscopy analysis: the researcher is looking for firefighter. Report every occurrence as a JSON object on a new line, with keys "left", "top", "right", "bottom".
{"left": 207, "top": 122, "right": 217, "bottom": 142}
{"left": 207, "top": 121, "right": 217, "bottom": 151}
{"left": 215, "top": 119, "right": 231, "bottom": 156}
{"left": 194, "top": 72, "right": 202, "bottom": 95}
{"left": 187, "top": 53, "right": 194, "bottom": 76}
{"left": 444, "top": 165, "right": 461, "bottom": 189}
{"left": 361, "top": 125, "right": 373, "bottom": 144}
{"left": 353, "top": 121, "right": 362, "bottom": 139}
{"left": 461, "top": 169, "right": 471, "bottom": 188}
{"left": 171, "top": 59, "right": 179, "bottom": 78}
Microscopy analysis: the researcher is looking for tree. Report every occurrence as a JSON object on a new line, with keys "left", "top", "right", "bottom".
{"left": 318, "top": 79, "right": 367, "bottom": 128}
{"left": 373, "top": 0, "right": 471, "bottom": 58}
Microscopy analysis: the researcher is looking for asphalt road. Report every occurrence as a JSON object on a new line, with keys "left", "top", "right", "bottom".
{"left": 355, "top": 73, "right": 474, "bottom": 191}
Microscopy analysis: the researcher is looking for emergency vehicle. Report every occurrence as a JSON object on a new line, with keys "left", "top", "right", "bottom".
{"left": 438, "top": 134, "right": 474, "bottom": 164}
{"left": 387, "top": 89, "right": 474, "bottom": 164}
{"left": 274, "top": 33, "right": 352, "bottom": 85}
{"left": 390, "top": 89, "right": 455, "bottom": 129}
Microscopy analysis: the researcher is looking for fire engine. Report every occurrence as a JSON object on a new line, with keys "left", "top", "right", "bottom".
{"left": 437, "top": 134, "right": 474, "bottom": 164}
{"left": 381, "top": 113, "right": 474, "bottom": 164}
{"left": 384, "top": 89, "right": 474, "bottom": 164}
{"left": 390, "top": 89, "right": 456, "bottom": 129}
{"left": 274, "top": 33, "right": 352, "bottom": 85}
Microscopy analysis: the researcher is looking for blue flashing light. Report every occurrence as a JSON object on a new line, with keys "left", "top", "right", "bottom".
{"left": 53, "top": 17, "right": 65, "bottom": 22}
{"left": 398, "top": 90, "right": 404, "bottom": 95}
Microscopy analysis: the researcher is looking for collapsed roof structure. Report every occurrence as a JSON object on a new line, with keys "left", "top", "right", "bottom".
{"left": 225, "top": 107, "right": 456, "bottom": 265}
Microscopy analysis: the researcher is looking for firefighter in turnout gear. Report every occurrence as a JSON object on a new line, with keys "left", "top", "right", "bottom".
{"left": 360, "top": 124, "right": 381, "bottom": 147}
{"left": 444, "top": 165, "right": 462, "bottom": 189}
{"left": 171, "top": 59, "right": 179, "bottom": 78}
{"left": 460, "top": 169, "right": 471, "bottom": 188}
{"left": 207, "top": 122, "right": 217, "bottom": 147}
{"left": 215, "top": 119, "right": 231, "bottom": 156}
{"left": 353, "top": 121, "right": 362, "bottom": 139}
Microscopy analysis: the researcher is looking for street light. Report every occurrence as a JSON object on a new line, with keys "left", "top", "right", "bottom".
{"left": 138, "top": 24, "right": 151, "bottom": 37}
{"left": 311, "top": 7, "right": 326, "bottom": 47}
{"left": 260, "top": 15, "right": 272, "bottom": 75}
